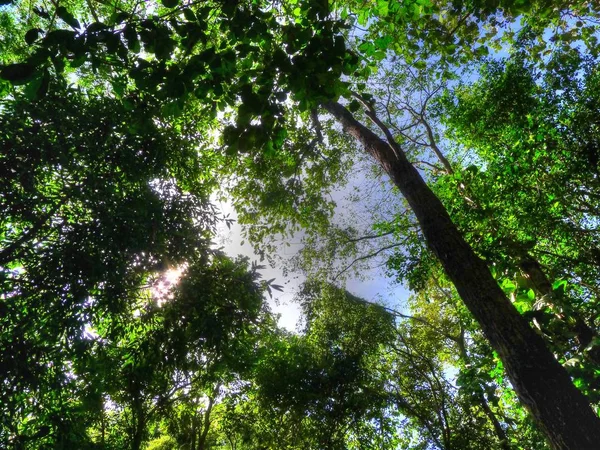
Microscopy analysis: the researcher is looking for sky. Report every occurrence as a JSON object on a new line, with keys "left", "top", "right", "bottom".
{"left": 214, "top": 162, "right": 412, "bottom": 331}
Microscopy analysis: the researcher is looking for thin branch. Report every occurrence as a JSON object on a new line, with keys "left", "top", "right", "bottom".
{"left": 333, "top": 240, "right": 407, "bottom": 281}
{"left": 419, "top": 115, "right": 454, "bottom": 174}
{"left": 349, "top": 90, "right": 403, "bottom": 159}
{"left": 447, "top": 11, "right": 473, "bottom": 38}
{"left": 345, "top": 229, "right": 396, "bottom": 243}
{"left": 421, "top": 85, "right": 443, "bottom": 114}
{"left": 415, "top": 160, "right": 444, "bottom": 172}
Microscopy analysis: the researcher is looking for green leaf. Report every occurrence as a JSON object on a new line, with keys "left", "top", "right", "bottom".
{"left": 25, "top": 29, "right": 42, "bottom": 45}
{"left": 501, "top": 279, "right": 517, "bottom": 293}
{"left": 0, "top": 79, "right": 10, "bottom": 98}
{"left": 56, "top": 6, "right": 81, "bottom": 29}
{"left": 414, "top": 60, "right": 427, "bottom": 70}
{"left": 552, "top": 279, "right": 568, "bottom": 292}
{"left": 183, "top": 8, "right": 196, "bottom": 21}
{"left": 123, "top": 24, "right": 140, "bottom": 52}
{"left": 377, "top": 0, "right": 389, "bottom": 17}
{"left": 0, "top": 63, "right": 36, "bottom": 84}
{"left": 348, "top": 100, "right": 361, "bottom": 113}
{"left": 477, "top": 46, "right": 489, "bottom": 56}
{"left": 161, "top": 0, "right": 180, "bottom": 7}
{"left": 111, "top": 79, "right": 126, "bottom": 97}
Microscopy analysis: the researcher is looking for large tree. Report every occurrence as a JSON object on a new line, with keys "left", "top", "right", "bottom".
{"left": 3, "top": 0, "right": 600, "bottom": 448}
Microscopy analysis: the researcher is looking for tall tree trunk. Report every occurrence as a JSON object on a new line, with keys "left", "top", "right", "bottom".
{"left": 427, "top": 122, "right": 600, "bottom": 364}
{"left": 191, "top": 409, "right": 198, "bottom": 450}
{"left": 323, "top": 100, "right": 600, "bottom": 450}
{"left": 132, "top": 416, "right": 144, "bottom": 450}
{"left": 130, "top": 387, "right": 145, "bottom": 450}
{"left": 198, "top": 383, "right": 220, "bottom": 450}
{"left": 426, "top": 118, "right": 600, "bottom": 364}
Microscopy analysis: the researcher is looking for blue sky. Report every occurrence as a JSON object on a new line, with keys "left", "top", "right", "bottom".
{"left": 215, "top": 160, "right": 412, "bottom": 331}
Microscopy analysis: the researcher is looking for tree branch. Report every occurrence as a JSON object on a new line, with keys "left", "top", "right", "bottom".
{"left": 333, "top": 240, "right": 407, "bottom": 281}
{"left": 345, "top": 229, "right": 396, "bottom": 243}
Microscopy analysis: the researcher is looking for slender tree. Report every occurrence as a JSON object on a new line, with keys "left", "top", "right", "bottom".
{"left": 322, "top": 100, "right": 600, "bottom": 449}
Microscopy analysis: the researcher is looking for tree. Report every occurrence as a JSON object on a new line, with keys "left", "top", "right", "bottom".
{"left": 0, "top": 86, "right": 213, "bottom": 448}
{"left": 220, "top": 282, "right": 396, "bottom": 450}
{"left": 321, "top": 94, "right": 600, "bottom": 449}
{"left": 433, "top": 53, "right": 600, "bottom": 386}
{"left": 3, "top": 0, "right": 600, "bottom": 448}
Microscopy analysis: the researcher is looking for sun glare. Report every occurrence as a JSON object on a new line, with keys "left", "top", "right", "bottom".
{"left": 152, "top": 266, "right": 185, "bottom": 305}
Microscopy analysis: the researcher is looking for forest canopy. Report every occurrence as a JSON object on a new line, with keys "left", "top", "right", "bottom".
{"left": 2, "top": 0, "right": 600, "bottom": 449}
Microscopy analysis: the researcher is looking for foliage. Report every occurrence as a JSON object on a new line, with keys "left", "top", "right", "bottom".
{"left": 335, "top": 0, "right": 600, "bottom": 76}
{"left": 2, "top": 0, "right": 600, "bottom": 448}
{"left": 432, "top": 51, "right": 600, "bottom": 396}
{"left": 0, "top": 85, "right": 215, "bottom": 448}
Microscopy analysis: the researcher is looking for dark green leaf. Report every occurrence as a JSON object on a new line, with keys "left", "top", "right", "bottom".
{"left": 56, "top": 6, "right": 81, "bottom": 29}
{"left": 348, "top": 99, "right": 361, "bottom": 113}
{"left": 43, "top": 29, "right": 77, "bottom": 47}
{"left": 52, "top": 57, "right": 65, "bottom": 74}
{"left": 0, "top": 63, "right": 36, "bottom": 84}
{"left": 87, "top": 22, "right": 108, "bottom": 33}
{"left": 32, "top": 6, "right": 50, "bottom": 19}
{"left": 25, "top": 29, "right": 42, "bottom": 45}
{"left": 122, "top": 25, "right": 140, "bottom": 54}
{"left": 110, "top": 11, "right": 129, "bottom": 25}
{"left": 23, "top": 71, "right": 48, "bottom": 100}
{"left": 161, "top": 0, "right": 180, "bottom": 7}
{"left": 183, "top": 8, "right": 196, "bottom": 22}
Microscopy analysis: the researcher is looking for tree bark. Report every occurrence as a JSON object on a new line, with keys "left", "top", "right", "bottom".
{"left": 198, "top": 383, "right": 220, "bottom": 450}
{"left": 323, "top": 100, "right": 600, "bottom": 450}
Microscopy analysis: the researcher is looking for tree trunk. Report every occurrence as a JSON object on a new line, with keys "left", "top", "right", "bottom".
{"left": 478, "top": 393, "right": 511, "bottom": 450}
{"left": 130, "top": 388, "right": 145, "bottom": 450}
{"left": 198, "top": 383, "right": 220, "bottom": 450}
{"left": 323, "top": 100, "right": 600, "bottom": 450}
{"left": 132, "top": 418, "right": 144, "bottom": 450}
{"left": 101, "top": 400, "right": 106, "bottom": 447}
{"left": 191, "top": 409, "right": 198, "bottom": 450}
